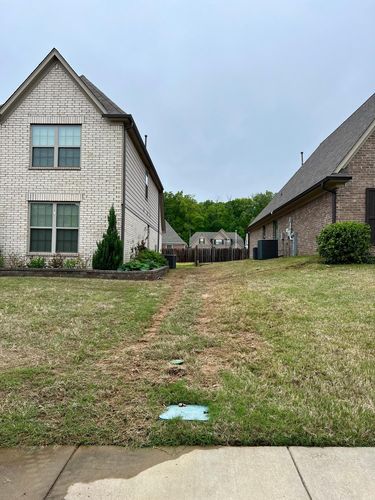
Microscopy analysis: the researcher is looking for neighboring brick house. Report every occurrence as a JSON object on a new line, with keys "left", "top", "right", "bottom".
{"left": 0, "top": 49, "right": 165, "bottom": 265}
{"left": 162, "top": 221, "right": 187, "bottom": 250}
{"left": 190, "top": 229, "right": 244, "bottom": 249}
{"left": 248, "top": 92, "right": 375, "bottom": 256}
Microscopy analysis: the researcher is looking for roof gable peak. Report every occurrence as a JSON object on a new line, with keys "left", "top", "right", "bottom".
{"left": 0, "top": 48, "right": 108, "bottom": 120}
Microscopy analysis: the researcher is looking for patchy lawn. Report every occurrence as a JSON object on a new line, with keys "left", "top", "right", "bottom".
{"left": 0, "top": 258, "right": 374, "bottom": 446}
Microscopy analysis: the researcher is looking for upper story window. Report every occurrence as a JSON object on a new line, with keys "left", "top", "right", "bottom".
{"left": 31, "top": 125, "right": 81, "bottom": 168}
{"left": 145, "top": 171, "right": 149, "bottom": 199}
{"left": 214, "top": 239, "right": 224, "bottom": 245}
{"left": 199, "top": 237, "right": 205, "bottom": 244}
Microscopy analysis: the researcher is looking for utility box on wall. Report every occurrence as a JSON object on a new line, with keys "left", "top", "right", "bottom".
{"left": 257, "top": 240, "right": 278, "bottom": 260}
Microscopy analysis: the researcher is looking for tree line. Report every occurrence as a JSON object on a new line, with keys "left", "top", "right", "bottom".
{"left": 164, "top": 191, "right": 274, "bottom": 244}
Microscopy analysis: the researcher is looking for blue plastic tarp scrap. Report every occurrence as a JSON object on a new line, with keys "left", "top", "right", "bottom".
{"left": 159, "top": 405, "right": 209, "bottom": 421}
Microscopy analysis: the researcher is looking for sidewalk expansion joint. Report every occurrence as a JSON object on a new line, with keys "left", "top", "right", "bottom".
{"left": 287, "top": 447, "right": 313, "bottom": 500}
{"left": 43, "top": 445, "right": 80, "bottom": 499}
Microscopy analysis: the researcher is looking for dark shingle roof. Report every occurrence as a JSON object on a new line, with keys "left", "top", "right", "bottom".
{"left": 163, "top": 221, "right": 187, "bottom": 246}
{"left": 80, "top": 75, "right": 127, "bottom": 115}
{"left": 250, "top": 92, "right": 375, "bottom": 227}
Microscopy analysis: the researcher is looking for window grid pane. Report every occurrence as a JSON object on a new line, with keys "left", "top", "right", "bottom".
{"left": 30, "top": 203, "right": 53, "bottom": 227}
{"left": 58, "top": 126, "right": 81, "bottom": 147}
{"left": 32, "top": 126, "right": 55, "bottom": 146}
{"left": 32, "top": 147, "right": 54, "bottom": 167}
{"left": 58, "top": 148, "right": 80, "bottom": 167}
{"left": 56, "top": 204, "right": 79, "bottom": 228}
{"left": 30, "top": 229, "right": 52, "bottom": 252}
{"left": 56, "top": 229, "right": 78, "bottom": 253}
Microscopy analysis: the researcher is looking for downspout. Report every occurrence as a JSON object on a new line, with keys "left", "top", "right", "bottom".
{"left": 121, "top": 120, "right": 134, "bottom": 247}
{"left": 321, "top": 181, "right": 337, "bottom": 223}
{"left": 157, "top": 193, "right": 161, "bottom": 251}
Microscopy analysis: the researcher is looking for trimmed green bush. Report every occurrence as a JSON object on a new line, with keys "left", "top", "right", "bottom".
{"left": 0, "top": 253, "right": 4, "bottom": 268}
{"left": 27, "top": 257, "right": 46, "bottom": 268}
{"left": 92, "top": 206, "right": 123, "bottom": 270}
{"left": 317, "top": 222, "right": 371, "bottom": 264}
{"left": 137, "top": 249, "right": 167, "bottom": 267}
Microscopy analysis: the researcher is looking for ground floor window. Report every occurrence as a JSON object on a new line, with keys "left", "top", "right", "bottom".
{"left": 29, "top": 202, "right": 79, "bottom": 253}
{"left": 366, "top": 188, "right": 375, "bottom": 244}
{"left": 273, "top": 220, "right": 279, "bottom": 239}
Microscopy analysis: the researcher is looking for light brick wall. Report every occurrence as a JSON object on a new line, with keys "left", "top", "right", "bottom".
{"left": 0, "top": 61, "right": 162, "bottom": 266}
{"left": 0, "top": 62, "right": 122, "bottom": 264}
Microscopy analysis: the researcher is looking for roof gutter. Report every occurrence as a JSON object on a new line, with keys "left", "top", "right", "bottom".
{"left": 248, "top": 175, "right": 352, "bottom": 231}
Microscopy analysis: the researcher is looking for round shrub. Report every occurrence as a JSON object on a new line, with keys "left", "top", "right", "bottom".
{"left": 317, "top": 222, "right": 371, "bottom": 264}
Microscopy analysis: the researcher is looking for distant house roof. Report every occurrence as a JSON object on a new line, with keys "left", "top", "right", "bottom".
{"left": 190, "top": 230, "right": 244, "bottom": 246}
{"left": 163, "top": 221, "right": 187, "bottom": 246}
{"left": 248, "top": 92, "right": 375, "bottom": 229}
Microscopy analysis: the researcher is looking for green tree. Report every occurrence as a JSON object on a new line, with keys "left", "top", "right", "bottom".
{"left": 164, "top": 191, "right": 204, "bottom": 243}
{"left": 164, "top": 190, "right": 274, "bottom": 241}
{"left": 92, "top": 206, "right": 123, "bottom": 270}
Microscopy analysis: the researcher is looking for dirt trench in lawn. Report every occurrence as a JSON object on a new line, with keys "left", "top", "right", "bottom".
{"left": 96, "top": 263, "right": 261, "bottom": 441}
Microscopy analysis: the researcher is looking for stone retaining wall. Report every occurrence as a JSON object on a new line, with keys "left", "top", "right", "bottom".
{"left": 0, "top": 266, "right": 169, "bottom": 281}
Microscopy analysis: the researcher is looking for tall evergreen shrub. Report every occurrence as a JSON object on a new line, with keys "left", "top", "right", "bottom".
{"left": 92, "top": 206, "right": 123, "bottom": 269}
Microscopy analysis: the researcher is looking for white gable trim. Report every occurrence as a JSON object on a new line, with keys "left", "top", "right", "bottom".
{"left": 334, "top": 118, "right": 375, "bottom": 173}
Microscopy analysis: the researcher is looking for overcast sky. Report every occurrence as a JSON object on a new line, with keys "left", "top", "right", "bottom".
{"left": 1, "top": 0, "right": 375, "bottom": 200}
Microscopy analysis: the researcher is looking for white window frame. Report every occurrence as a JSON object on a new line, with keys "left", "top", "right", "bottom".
{"left": 28, "top": 202, "right": 80, "bottom": 255}
{"left": 30, "top": 125, "right": 81, "bottom": 169}
{"left": 199, "top": 237, "right": 205, "bottom": 244}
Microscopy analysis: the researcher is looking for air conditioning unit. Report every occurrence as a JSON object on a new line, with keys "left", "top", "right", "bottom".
{"left": 257, "top": 240, "right": 278, "bottom": 260}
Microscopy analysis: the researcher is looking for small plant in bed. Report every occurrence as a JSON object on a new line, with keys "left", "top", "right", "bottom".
{"left": 27, "top": 256, "right": 46, "bottom": 268}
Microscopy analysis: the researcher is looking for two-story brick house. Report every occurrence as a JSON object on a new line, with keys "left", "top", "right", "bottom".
{"left": 189, "top": 229, "right": 244, "bottom": 249}
{"left": 248, "top": 92, "right": 375, "bottom": 256}
{"left": 0, "top": 49, "right": 164, "bottom": 265}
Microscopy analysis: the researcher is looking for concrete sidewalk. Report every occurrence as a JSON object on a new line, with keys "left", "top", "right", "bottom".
{"left": 0, "top": 446, "right": 374, "bottom": 500}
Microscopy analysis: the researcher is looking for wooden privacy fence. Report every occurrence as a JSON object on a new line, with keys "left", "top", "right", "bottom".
{"left": 162, "top": 247, "right": 247, "bottom": 263}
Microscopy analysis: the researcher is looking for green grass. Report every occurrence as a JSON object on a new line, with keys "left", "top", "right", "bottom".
{"left": 0, "top": 258, "right": 374, "bottom": 446}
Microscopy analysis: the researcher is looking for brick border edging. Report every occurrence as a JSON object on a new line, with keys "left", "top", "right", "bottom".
{"left": 0, "top": 266, "right": 169, "bottom": 281}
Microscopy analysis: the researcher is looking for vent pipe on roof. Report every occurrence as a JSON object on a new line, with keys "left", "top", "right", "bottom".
{"left": 301, "top": 152, "right": 304, "bottom": 166}
{"left": 144, "top": 134, "right": 148, "bottom": 149}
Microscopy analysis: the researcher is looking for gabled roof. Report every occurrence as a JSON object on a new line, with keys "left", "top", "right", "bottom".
{"left": 80, "top": 75, "right": 127, "bottom": 115}
{"left": 0, "top": 48, "right": 109, "bottom": 118}
{"left": 249, "top": 91, "right": 375, "bottom": 229}
{"left": 162, "top": 221, "right": 187, "bottom": 246}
